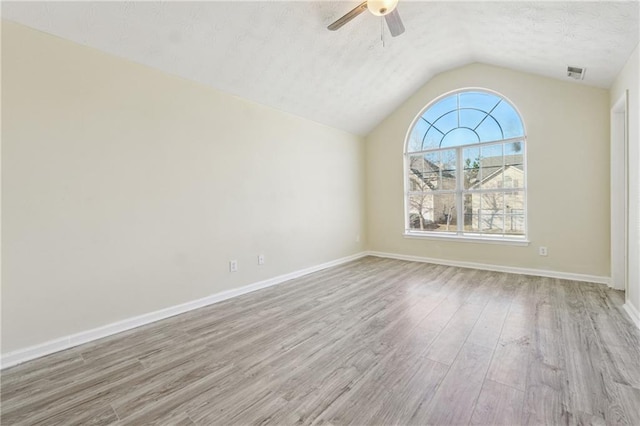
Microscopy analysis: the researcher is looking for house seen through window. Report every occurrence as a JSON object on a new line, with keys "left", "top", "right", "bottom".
{"left": 405, "top": 89, "right": 527, "bottom": 240}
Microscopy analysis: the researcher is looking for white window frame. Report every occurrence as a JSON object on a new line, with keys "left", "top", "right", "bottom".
{"left": 403, "top": 88, "right": 529, "bottom": 245}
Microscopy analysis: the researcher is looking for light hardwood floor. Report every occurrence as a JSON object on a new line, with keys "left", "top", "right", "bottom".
{"left": 2, "top": 257, "right": 640, "bottom": 425}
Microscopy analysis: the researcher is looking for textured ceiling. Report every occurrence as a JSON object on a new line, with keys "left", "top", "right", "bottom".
{"left": 3, "top": 1, "right": 639, "bottom": 135}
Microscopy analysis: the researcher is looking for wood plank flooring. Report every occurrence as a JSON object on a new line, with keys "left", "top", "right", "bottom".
{"left": 2, "top": 257, "right": 640, "bottom": 425}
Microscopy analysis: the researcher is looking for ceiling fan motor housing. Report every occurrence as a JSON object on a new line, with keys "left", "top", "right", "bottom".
{"left": 367, "top": 0, "right": 399, "bottom": 16}
{"left": 327, "top": 0, "right": 405, "bottom": 37}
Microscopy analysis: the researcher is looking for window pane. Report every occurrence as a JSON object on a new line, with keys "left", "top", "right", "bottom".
{"left": 480, "top": 144, "right": 504, "bottom": 189}
{"left": 423, "top": 125, "right": 444, "bottom": 150}
{"left": 475, "top": 115, "right": 504, "bottom": 142}
{"left": 424, "top": 152, "right": 440, "bottom": 171}
{"left": 505, "top": 155, "right": 524, "bottom": 168}
{"left": 505, "top": 191, "right": 525, "bottom": 235}
{"left": 505, "top": 191, "right": 525, "bottom": 211}
{"left": 466, "top": 215, "right": 481, "bottom": 233}
{"left": 440, "top": 149, "right": 457, "bottom": 190}
{"left": 505, "top": 214, "right": 525, "bottom": 235}
{"left": 422, "top": 95, "right": 457, "bottom": 124}
{"left": 423, "top": 151, "right": 440, "bottom": 189}
{"left": 492, "top": 101, "right": 524, "bottom": 138}
{"left": 505, "top": 141, "right": 524, "bottom": 159}
{"left": 408, "top": 151, "right": 457, "bottom": 191}
{"left": 408, "top": 193, "right": 458, "bottom": 232}
{"left": 409, "top": 172, "right": 427, "bottom": 191}
{"left": 431, "top": 193, "right": 458, "bottom": 232}
{"left": 480, "top": 192, "right": 505, "bottom": 234}
{"left": 441, "top": 127, "right": 479, "bottom": 148}
{"left": 422, "top": 172, "right": 440, "bottom": 190}
{"left": 408, "top": 194, "right": 435, "bottom": 230}
{"left": 432, "top": 110, "right": 458, "bottom": 134}
{"left": 408, "top": 154, "right": 425, "bottom": 174}
{"left": 459, "top": 108, "right": 486, "bottom": 130}
{"left": 465, "top": 192, "right": 505, "bottom": 234}
{"left": 464, "top": 191, "right": 525, "bottom": 236}
{"left": 504, "top": 167, "right": 523, "bottom": 189}
{"left": 409, "top": 155, "right": 432, "bottom": 191}
{"left": 459, "top": 91, "right": 501, "bottom": 112}
{"left": 407, "top": 119, "right": 430, "bottom": 152}
{"left": 504, "top": 145, "right": 524, "bottom": 188}
{"left": 464, "top": 193, "right": 480, "bottom": 233}
{"left": 463, "top": 147, "right": 480, "bottom": 189}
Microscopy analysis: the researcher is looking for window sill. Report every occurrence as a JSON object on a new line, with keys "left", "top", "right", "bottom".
{"left": 403, "top": 231, "right": 530, "bottom": 246}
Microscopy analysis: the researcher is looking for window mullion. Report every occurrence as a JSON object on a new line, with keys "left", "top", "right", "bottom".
{"left": 502, "top": 149, "right": 506, "bottom": 236}
{"left": 456, "top": 147, "right": 464, "bottom": 234}
{"left": 405, "top": 136, "right": 524, "bottom": 156}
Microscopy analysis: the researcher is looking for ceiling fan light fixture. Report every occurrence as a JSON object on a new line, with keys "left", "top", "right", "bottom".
{"left": 367, "top": 0, "right": 399, "bottom": 16}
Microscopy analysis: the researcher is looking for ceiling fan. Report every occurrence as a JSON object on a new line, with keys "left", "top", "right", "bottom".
{"left": 327, "top": 0, "right": 405, "bottom": 37}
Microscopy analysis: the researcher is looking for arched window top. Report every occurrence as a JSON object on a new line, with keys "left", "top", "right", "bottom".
{"left": 407, "top": 90, "right": 525, "bottom": 153}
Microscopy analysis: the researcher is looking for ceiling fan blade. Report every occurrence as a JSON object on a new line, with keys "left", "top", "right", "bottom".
{"left": 385, "top": 8, "right": 405, "bottom": 37}
{"left": 327, "top": 1, "right": 368, "bottom": 31}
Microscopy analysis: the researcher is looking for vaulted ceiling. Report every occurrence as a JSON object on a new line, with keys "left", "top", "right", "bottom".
{"left": 3, "top": 1, "right": 639, "bottom": 135}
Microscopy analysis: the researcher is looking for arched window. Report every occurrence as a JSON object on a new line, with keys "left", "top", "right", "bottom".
{"left": 405, "top": 89, "right": 527, "bottom": 241}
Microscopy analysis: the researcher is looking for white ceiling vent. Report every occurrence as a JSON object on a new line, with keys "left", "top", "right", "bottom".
{"left": 567, "top": 66, "right": 586, "bottom": 80}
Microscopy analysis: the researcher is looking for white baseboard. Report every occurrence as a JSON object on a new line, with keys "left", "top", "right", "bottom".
{"left": 1, "top": 252, "right": 367, "bottom": 370}
{"left": 1, "top": 250, "right": 617, "bottom": 368}
{"left": 623, "top": 302, "right": 640, "bottom": 329}
{"left": 366, "top": 251, "right": 612, "bottom": 286}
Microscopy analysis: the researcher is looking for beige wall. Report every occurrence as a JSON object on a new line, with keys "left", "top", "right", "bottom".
{"left": 365, "top": 63, "right": 611, "bottom": 277}
{"left": 1, "top": 21, "right": 366, "bottom": 353}
{"left": 611, "top": 44, "right": 640, "bottom": 317}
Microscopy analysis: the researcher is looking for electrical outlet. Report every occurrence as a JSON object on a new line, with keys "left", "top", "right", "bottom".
{"left": 355, "top": 234, "right": 360, "bottom": 242}
{"left": 229, "top": 260, "right": 238, "bottom": 272}
{"left": 539, "top": 246, "right": 548, "bottom": 256}
{"left": 258, "top": 254, "right": 265, "bottom": 265}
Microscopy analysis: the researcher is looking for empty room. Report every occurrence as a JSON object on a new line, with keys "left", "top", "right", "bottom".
{"left": 1, "top": 1, "right": 639, "bottom": 425}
